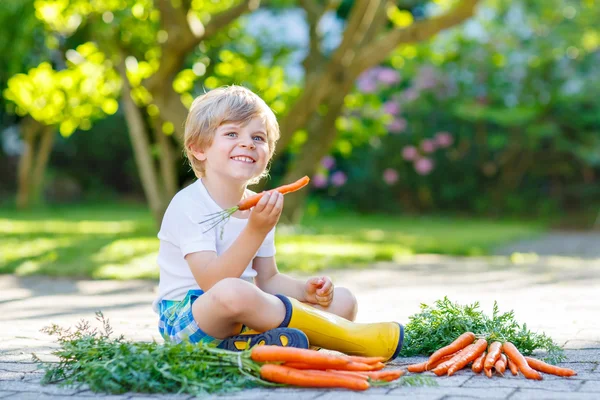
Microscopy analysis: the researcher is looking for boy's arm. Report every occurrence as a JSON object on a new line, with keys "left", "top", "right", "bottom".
{"left": 186, "top": 191, "right": 284, "bottom": 291}
{"left": 253, "top": 256, "right": 307, "bottom": 301}
{"left": 185, "top": 225, "right": 265, "bottom": 291}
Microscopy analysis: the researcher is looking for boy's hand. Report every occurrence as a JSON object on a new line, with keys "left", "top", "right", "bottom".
{"left": 304, "top": 276, "right": 334, "bottom": 308}
{"left": 247, "top": 191, "right": 283, "bottom": 235}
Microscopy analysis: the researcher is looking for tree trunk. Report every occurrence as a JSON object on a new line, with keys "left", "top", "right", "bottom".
{"left": 16, "top": 117, "right": 38, "bottom": 209}
{"left": 118, "top": 63, "right": 168, "bottom": 226}
{"left": 280, "top": 83, "right": 351, "bottom": 223}
{"left": 30, "top": 126, "right": 56, "bottom": 204}
{"left": 152, "top": 116, "right": 179, "bottom": 200}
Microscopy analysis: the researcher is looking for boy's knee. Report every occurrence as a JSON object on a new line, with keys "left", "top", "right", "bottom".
{"left": 335, "top": 287, "right": 358, "bottom": 321}
{"left": 207, "top": 278, "right": 257, "bottom": 317}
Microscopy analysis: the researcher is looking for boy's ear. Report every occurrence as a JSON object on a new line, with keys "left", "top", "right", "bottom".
{"left": 190, "top": 145, "right": 206, "bottom": 161}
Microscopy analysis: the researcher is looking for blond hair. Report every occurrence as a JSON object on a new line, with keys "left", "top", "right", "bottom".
{"left": 184, "top": 85, "right": 280, "bottom": 183}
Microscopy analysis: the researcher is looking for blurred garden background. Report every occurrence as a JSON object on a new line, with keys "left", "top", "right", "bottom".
{"left": 1, "top": 0, "right": 599, "bottom": 280}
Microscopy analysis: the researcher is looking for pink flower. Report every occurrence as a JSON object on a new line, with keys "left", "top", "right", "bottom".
{"left": 312, "top": 173, "right": 328, "bottom": 188}
{"left": 421, "top": 139, "right": 436, "bottom": 153}
{"left": 415, "top": 66, "right": 437, "bottom": 90}
{"left": 387, "top": 118, "right": 407, "bottom": 134}
{"left": 434, "top": 131, "right": 454, "bottom": 147}
{"left": 383, "top": 101, "right": 400, "bottom": 115}
{"left": 402, "top": 87, "right": 419, "bottom": 102}
{"left": 414, "top": 158, "right": 434, "bottom": 175}
{"left": 320, "top": 155, "right": 335, "bottom": 170}
{"left": 331, "top": 171, "right": 347, "bottom": 187}
{"left": 377, "top": 68, "right": 401, "bottom": 85}
{"left": 357, "top": 77, "right": 377, "bottom": 93}
{"left": 383, "top": 168, "right": 399, "bottom": 185}
{"left": 402, "top": 146, "right": 418, "bottom": 161}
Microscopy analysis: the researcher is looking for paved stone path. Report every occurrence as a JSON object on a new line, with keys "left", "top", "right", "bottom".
{"left": 1, "top": 232, "right": 599, "bottom": 399}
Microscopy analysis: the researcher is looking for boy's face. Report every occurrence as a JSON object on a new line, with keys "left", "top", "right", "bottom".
{"left": 193, "top": 116, "right": 270, "bottom": 184}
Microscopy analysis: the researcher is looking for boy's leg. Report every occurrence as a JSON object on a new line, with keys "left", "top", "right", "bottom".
{"left": 191, "top": 277, "right": 287, "bottom": 339}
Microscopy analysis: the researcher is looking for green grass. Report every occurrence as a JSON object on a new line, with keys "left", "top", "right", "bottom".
{"left": 0, "top": 203, "right": 547, "bottom": 279}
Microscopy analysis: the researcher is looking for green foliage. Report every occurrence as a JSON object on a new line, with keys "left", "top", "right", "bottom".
{"left": 3, "top": 42, "right": 120, "bottom": 136}
{"left": 402, "top": 297, "right": 565, "bottom": 364}
{"left": 35, "top": 312, "right": 274, "bottom": 395}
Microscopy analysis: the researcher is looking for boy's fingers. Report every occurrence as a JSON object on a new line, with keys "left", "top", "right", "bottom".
{"left": 271, "top": 192, "right": 284, "bottom": 215}
{"left": 254, "top": 192, "right": 270, "bottom": 212}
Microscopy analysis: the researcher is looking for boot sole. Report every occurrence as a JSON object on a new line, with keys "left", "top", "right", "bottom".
{"left": 217, "top": 327, "right": 309, "bottom": 351}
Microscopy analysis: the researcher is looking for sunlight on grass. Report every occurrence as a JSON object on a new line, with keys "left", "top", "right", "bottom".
{"left": 0, "top": 204, "right": 547, "bottom": 279}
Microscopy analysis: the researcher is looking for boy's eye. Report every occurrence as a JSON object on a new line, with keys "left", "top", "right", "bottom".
{"left": 253, "top": 135, "right": 266, "bottom": 142}
{"left": 226, "top": 132, "right": 237, "bottom": 137}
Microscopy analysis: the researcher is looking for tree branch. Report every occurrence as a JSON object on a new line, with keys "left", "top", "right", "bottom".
{"left": 358, "top": 0, "right": 391, "bottom": 47}
{"left": 354, "top": 0, "right": 481, "bottom": 73}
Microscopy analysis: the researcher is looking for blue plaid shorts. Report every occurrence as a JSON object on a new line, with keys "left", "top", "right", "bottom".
{"left": 158, "top": 289, "right": 249, "bottom": 346}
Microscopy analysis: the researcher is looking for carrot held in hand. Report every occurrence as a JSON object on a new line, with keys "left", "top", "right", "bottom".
{"left": 484, "top": 341, "right": 502, "bottom": 370}
{"left": 199, "top": 176, "right": 310, "bottom": 232}
{"left": 259, "top": 364, "right": 369, "bottom": 390}
{"left": 494, "top": 354, "right": 507, "bottom": 375}
{"left": 472, "top": 351, "right": 486, "bottom": 373}
{"left": 425, "top": 332, "right": 476, "bottom": 369}
{"left": 447, "top": 338, "right": 488, "bottom": 376}
{"left": 502, "top": 342, "right": 543, "bottom": 380}
{"left": 525, "top": 357, "right": 577, "bottom": 377}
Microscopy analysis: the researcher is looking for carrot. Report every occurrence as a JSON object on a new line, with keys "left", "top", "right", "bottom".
{"left": 447, "top": 338, "right": 488, "bottom": 376}
{"left": 330, "top": 369, "right": 405, "bottom": 382}
{"left": 284, "top": 361, "right": 380, "bottom": 371}
{"left": 200, "top": 176, "right": 310, "bottom": 231}
{"left": 432, "top": 344, "right": 475, "bottom": 376}
{"left": 484, "top": 341, "right": 502, "bottom": 370}
{"left": 259, "top": 364, "right": 369, "bottom": 390}
{"left": 494, "top": 354, "right": 507, "bottom": 375}
{"left": 525, "top": 357, "right": 577, "bottom": 377}
{"left": 251, "top": 346, "right": 350, "bottom": 368}
{"left": 472, "top": 351, "right": 486, "bottom": 373}
{"left": 507, "top": 357, "right": 519, "bottom": 376}
{"left": 502, "top": 342, "right": 542, "bottom": 380}
{"left": 425, "top": 332, "right": 476, "bottom": 369}
{"left": 347, "top": 355, "right": 386, "bottom": 365}
{"left": 407, "top": 354, "right": 456, "bottom": 373}
{"left": 484, "top": 366, "right": 493, "bottom": 378}
{"left": 238, "top": 176, "right": 310, "bottom": 210}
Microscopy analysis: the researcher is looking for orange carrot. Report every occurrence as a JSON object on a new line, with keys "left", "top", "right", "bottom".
{"left": 426, "top": 332, "right": 476, "bottom": 369}
{"left": 472, "top": 351, "right": 486, "bottom": 373}
{"left": 484, "top": 366, "right": 493, "bottom": 378}
{"left": 407, "top": 354, "right": 455, "bottom": 373}
{"left": 507, "top": 357, "right": 519, "bottom": 376}
{"left": 525, "top": 357, "right": 577, "bottom": 377}
{"left": 347, "top": 355, "right": 386, "bottom": 365}
{"left": 448, "top": 338, "right": 488, "bottom": 376}
{"left": 330, "top": 369, "right": 405, "bottom": 382}
{"left": 494, "top": 354, "right": 507, "bottom": 375}
{"left": 432, "top": 344, "right": 475, "bottom": 376}
{"left": 284, "top": 361, "right": 380, "bottom": 371}
{"left": 238, "top": 176, "right": 310, "bottom": 210}
{"left": 251, "top": 346, "right": 350, "bottom": 368}
{"left": 259, "top": 364, "right": 369, "bottom": 390}
{"left": 502, "top": 342, "right": 542, "bottom": 380}
{"left": 484, "top": 342, "right": 502, "bottom": 370}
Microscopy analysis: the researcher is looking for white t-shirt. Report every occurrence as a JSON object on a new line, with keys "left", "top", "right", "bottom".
{"left": 152, "top": 179, "right": 275, "bottom": 313}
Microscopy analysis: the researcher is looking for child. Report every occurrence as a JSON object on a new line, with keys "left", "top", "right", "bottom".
{"left": 153, "top": 85, "right": 403, "bottom": 359}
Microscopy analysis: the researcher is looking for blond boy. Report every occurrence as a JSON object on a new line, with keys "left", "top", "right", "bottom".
{"left": 154, "top": 86, "right": 403, "bottom": 358}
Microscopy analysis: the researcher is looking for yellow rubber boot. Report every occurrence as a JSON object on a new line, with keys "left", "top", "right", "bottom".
{"left": 276, "top": 295, "right": 404, "bottom": 361}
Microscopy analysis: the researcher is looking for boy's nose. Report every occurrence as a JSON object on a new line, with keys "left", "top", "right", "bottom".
{"left": 240, "top": 140, "right": 255, "bottom": 149}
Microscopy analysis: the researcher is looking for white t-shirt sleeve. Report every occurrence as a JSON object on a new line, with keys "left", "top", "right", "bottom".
{"left": 256, "top": 226, "right": 276, "bottom": 258}
{"left": 159, "top": 196, "right": 217, "bottom": 257}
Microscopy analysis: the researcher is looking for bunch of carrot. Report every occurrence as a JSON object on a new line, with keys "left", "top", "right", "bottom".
{"left": 251, "top": 346, "right": 404, "bottom": 391}
{"left": 407, "top": 332, "right": 577, "bottom": 379}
